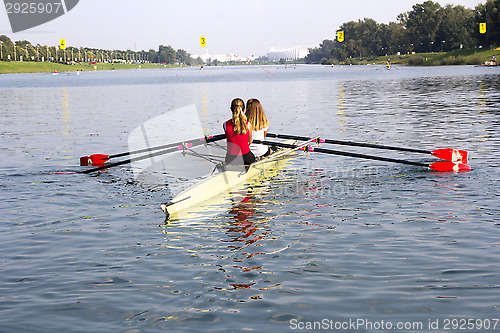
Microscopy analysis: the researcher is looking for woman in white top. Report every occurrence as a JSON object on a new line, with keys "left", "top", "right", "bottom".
{"left": 245, "top": 98, "right": 271, "bottom": 160}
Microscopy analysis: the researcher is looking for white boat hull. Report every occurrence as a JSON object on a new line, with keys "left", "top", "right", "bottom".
{"left": 161, "top": 140, "right": 299, "bottom": 218}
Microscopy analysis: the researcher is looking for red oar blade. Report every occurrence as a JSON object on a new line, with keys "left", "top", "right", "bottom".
{"left": 80, "top": 154, "right": 110, "bottom": 166}
{"left": 429, "top": 162, "right": 471, "bottom": 172}
{"left": 431, "top": 149, "right": 468, "bottom": 163}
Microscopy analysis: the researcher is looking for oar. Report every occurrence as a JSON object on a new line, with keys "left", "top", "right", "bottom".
{"left": 254, "top": 140, "right": 471, "bottom": 172}
{"left": 80, "top": 134, "right": 226, "bottom": 174}
{"left": 266, "top": 133, "right": 468, "bottom": 163}
{"left": 80, "top": 134, "right": 226, "bottom": 166}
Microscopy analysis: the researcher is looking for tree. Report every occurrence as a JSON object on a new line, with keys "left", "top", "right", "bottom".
{"left": 158, "top": 45, "right": 176, "bottom": 64}
{"left": 474, "top": 0, "right": 500, "bottom": 47}
{"left": 1, "top": 35, "right": 15, "bottom": 60}
{"left": 147, "top": 49, "right": 157, "bottom": 63}
{"left": 302, "top": 0, "right": 499, "bottom": 64}
{"left": 378, "top": 22, "right": 408, "bottom": 55}
{"left": 335, "top": 19, "right": 385, "bottom": 59}
{"left": 404, "top": 1, "right": 443, "bottom": 53}
{"left": 340, "top": 20, "right": 365, "bottom": 58}
{"left": 176, "top": 49, "right": 191, "bottom": 65}
{"left": 436, "top": 5, "right": 475, "bottom": 51}
{"left": 305, "top": 39, "right": 337, "bottom": 63}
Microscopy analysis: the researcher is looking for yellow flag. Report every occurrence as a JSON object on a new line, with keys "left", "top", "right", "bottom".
{"left": 479, "top": 23, "right": 486, "bottom": 34}
{"left": 337, "top": 31, "right": 344, "bottom": 43}
{"left": 59, "top": 39, "right": 66, "bottom": 50}
{"left": 200, "top": 37, "right": 206, "bottom": 47}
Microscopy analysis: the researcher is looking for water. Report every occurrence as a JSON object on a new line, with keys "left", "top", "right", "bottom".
{"left": 1, "top": 65, "right": 499, "bottom": 332}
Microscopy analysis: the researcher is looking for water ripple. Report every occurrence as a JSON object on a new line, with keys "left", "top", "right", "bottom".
{"left": 1, "top": 66, "right": 499, "bottom": 332}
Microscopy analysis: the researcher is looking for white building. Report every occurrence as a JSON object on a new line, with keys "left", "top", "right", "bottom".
{"left": 267, "top": 46, "right": 310, "bottom": 62}
{"left": 192, "top": 53, "right": 257, "bottom": 63}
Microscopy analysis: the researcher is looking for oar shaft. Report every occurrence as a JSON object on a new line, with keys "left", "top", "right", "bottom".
{"left": 81, "top": 134, "right": 226, "bottom": 174}
{"left": 109, "top": 134, "right": 226, "bottom": 159}
{"left": 266, "top": 133, "right": 430, "bottom": 154}
{"left": 257, "top": 140, "right": 428, "bottom": 167}
{"left": 312, "top": 146, "right": 428, "bottom": 167}
{"left": 80, "top": 146, "right": 179, "bottom": 174}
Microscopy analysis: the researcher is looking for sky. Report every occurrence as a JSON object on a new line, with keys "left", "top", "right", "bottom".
{"left": 0, "top": 0, "right": 484, "bottom": 57}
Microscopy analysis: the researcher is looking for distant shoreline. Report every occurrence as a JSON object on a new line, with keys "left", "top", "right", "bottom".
{"left": 316, "top": 47, "right": 499, "bottom": 66}
{"left": 0, "top": 61, "right": 181, "bottom": 74}
{"left": 1, "top": 47, "right": 499, "bottom": 74}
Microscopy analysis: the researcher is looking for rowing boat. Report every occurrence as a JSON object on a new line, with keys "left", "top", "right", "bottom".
{"left": 80, "top": 131, "right": 471, "bottom": 216}
{"left": 160, "top": 139, "right": 305, "bottom": 218}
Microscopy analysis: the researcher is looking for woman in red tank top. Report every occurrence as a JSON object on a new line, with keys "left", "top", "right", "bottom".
{"left": 224, "top": 98, "right": 255, "bottom": 166}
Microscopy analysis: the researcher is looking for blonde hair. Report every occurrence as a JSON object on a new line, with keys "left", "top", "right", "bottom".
{"left": 246, "top": 98, "right": 269, "bottom": 131}
{"left": 230, "top": 98, "right": 248, "bottom": 134}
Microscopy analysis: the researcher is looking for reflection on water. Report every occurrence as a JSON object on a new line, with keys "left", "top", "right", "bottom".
{"left": 160, "top": 182, "right": 292, "bottom": 294}
{"left": 336, "top": 82, "right": 347, "bottom": 133}
{"left": 218, "top": 195, "right": 272, "bottom": 290}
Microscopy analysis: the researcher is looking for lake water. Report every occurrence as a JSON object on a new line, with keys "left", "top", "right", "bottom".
{"left": 1, "top": 65, "right": 499, "bottom": 332}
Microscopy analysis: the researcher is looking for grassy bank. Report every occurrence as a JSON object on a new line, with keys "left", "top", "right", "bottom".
{"left": 0, "top": 61, "right": 178, "bottom": 74}
{"left": 2, "top": 47, "right": 499, "bottom": 73}
{"left": 332, "top": 47, "right": 500, "bottom": 66}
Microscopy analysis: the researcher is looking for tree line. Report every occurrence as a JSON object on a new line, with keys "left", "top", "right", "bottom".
{"left": 0, "top": 34, "right": 202, "bottom": 65}
{"left": 305, "top": 0, "right": 499, "bottom": 64}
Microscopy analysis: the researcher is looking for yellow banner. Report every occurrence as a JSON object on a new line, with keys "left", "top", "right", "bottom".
{"left": 337, "top": 31, "right": 344, "bottom": 43}
{"left": 200, "top": 37, "right": 206, "bottom": 47}
{"left": 59, "top": 39, "right": 66, "bottom": 50}
{"left": 479, "top": 23, "right": 486, "bottom": 34}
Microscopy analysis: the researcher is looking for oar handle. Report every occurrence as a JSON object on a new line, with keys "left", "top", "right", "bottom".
{"left": 207, "top": 134, "right": 226, "bottom": 143}
{"left": 266, "top": 133, "right": 431, "bottom": 154}
{"left": 255, "top": 140, "right": 428, "bottom": 167}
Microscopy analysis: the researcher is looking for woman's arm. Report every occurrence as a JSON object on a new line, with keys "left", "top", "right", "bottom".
{"left": 248, "top": 123, "right": 253, "bottom": 144}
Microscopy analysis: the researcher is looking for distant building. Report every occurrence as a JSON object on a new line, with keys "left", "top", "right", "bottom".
{"left": 267, "top": 46, "right": 310, "bottom": 62}
{"left": 192, "top": 53, "right": 257, "bottom": 63}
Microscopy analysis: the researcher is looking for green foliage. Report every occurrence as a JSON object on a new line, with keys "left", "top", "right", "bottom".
{"left": 437, "top": 5, "right": 475, "bottom": 51}
{"left": 175, "top": 49, "right": 191, "bottom": 65}
{"left": 405, "top": 1, "right": 443, "bottom": 52}
{"left": 306, "top": 0, "right": 498, "bottom": 64}
{"left": 0, "top": 60, "right": 165, "bottom": 74}
{"left": 0, "top": 34, "right": 192, "bottom": 65}
{"left": 305, "top": 40, "right": 338, "bottom": 63}
{"left": 158, "top": 45, "right": 176, "bottom": 64}
{"left": 474, "top": 0, "right": 500, "bottom": 46}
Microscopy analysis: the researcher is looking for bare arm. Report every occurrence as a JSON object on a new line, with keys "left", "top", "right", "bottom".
{"left": 248, "top": 123, "right": 253, "bottom": 144}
